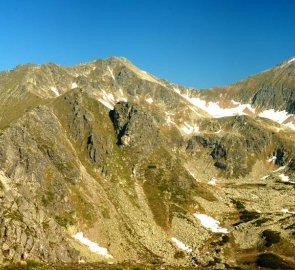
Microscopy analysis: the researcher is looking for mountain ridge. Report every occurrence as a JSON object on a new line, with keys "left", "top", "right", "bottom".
{"left": 0, "top": 56, "right": 295, "bottom": 269}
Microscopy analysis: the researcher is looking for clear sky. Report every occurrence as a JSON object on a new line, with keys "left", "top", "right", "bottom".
{"left": 1, "top": 0, "right": 295, "bottom": 88}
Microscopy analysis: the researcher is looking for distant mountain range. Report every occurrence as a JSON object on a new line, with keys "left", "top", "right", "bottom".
{"left": 0, "top": 56, "right": 295, "bottom": 269}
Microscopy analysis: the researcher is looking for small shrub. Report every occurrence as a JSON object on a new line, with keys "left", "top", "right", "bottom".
{"left": 41, "top": 191, "right": 55, "bottom": 206}
{"left": 231, "top": 199, "right": 245, "bottom": 210}
{"left": 102, "top": 207, "right": 110, "bottom": 219}
{"left": 254, "top": 218, "right": 270, "bottom": 226}
{"left": 2, "top": 260, "right": 41, "bottom": 270}
{"left": 221, "top": 235, "right": 230, "bottom": 244}
{"left": 174, "top": 250, "right": 186, "bottom": 259}
{"left": 54, "top": 211, "right": 75, "bottom": 227}
{"left": 262, "top": 230, "right": 281, "bottom": 247}
{"left": 256, "top": 253, "right": 291, "bottom": 269}
{"left": 239, "top": 210, "right": 260, "bottom": 222}
{"left": 285, "top": 223, "right": 295, "bottom": 230}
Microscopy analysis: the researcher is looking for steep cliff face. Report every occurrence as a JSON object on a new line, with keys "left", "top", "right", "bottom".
{"left": 0, "top": 57, "right": 295, "bottom": 269}
{"left": 0, "top": 106, "right": 81, "bottom": 263}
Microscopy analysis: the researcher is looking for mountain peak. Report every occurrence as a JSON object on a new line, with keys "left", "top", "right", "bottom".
{"left": 1, "top": 56, "right": 295, "bottom": 268}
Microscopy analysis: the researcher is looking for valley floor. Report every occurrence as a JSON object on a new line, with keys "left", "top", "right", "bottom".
{"left": 0, "top": 262, "right": 202, "bottom": 270}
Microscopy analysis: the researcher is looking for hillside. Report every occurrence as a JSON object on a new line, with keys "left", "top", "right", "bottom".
{"left": 0, "top": 57, "right": 295, "bottom": 270}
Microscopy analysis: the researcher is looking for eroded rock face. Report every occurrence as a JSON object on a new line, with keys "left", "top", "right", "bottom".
{"left": 0, "top": 171, "right": 79, "bottom": 263}
{"left": 0, "top": 106, "right": 84, "bottom": 263}
{"left": 186, "top": 116, "right": 295, "bottom": 177}
{"left": 110, "top": 102, "right": 161, "bottom": 151}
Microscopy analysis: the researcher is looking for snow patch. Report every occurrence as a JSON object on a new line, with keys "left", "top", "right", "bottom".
{"left": 273, "top": 166, "right": 286, "bottom": 172}
{"left": 171, "top": 237, "right": 192, "bottom": 253}
{"left": 167, "top": 115, "right": 173, "bottom": 124}
{"left": 107, "top": 66, "right": 115, "bottom": 80}
{"left": 146, "top": 97, "right": 153, "bottom": 104}
{"left": 115, "top": 88, "right": 128, "bottom": 102}
{"left": 258, "top": 110, "right": 295, "bottom": 130}
{"left": 173, "top": 88, "right": 181, "bottom": 95}
{"left": 96, "top": 90, "right": 116, "bottom": 110}
{"left": 267, "top": 156, "right": 277, "bottom": 163}
{"left": 174, "top": 90, "right": 254, "bottom": 118}
{"left": 174, "top": 88, "right": 181, "bottom": 95}
{"left": 259, "top": 109, "right": 289, "bottom": 124}
{"left": 50, "top": 86, "right": 60, "bottom": 96}
{"left": 92, "top": 66, "right": 97, "bottom": 71}
{"left": 117, "top": 97, "right": 128, "bottom": 102}
{"left": 102, "top": 90, "right": 115, "bottom": 104}
{"left": 208, "top": 178, "right": 217, "bottom": 186}
{"left": 279, "top": 173, "right": 289, "bottom": 182}
{"left": 181, "top": 122, "right": 199, "bottom": 135}
{"left": 280, "top": 209, "right": 295, "bottom": 214}
{"left": 72, "top": 232, "right": 113, "bottom": 259}
{"left": 285, "top": 121, "right": 295, "bottom": 130}
{"left": 231, "top": 100, "right": 240, "bottom": 105}
{"left": 71, "top": 82, "right": 78, "bottom": 89}
{"left": 173, "top": 89, "right": 295, "bottom": 130}
{"left": 193, "top": 213, "right": 228, "bottom": 233}
{"left": 261, "top": 175, "right": 269, "bottom": 180}
{"left": 119, "top": 88, "right": 124, "bottom": 96}
{"left": 288, "top": 57, "right": 295, "bottom": 63}
{"left": 98, "top": 99, "right": 114, "bottom": 110}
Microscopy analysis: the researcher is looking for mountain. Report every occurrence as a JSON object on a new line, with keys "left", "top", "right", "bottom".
{"left": 198, "top": 57, "right": 295, "bottom": 113}
{"left": 0, "top": 57, "right": 295, "bottom": 270}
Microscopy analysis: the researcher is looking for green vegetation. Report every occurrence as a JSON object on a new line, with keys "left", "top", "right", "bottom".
{"left": 0, "top": 262, "right": 200, "bottom": 270}
{"left": 262, "top": 230, "right": 281, "bottom": 247}
{"left": 147, "top": 165, "right": 157, "bottom": 169}
{"left": 143, "top": 181, "right": 170, "bottom": 229}
{"left": 231, "top": 199, "right": 245, "bottom": 210}
{"left": 253, "top": 218, "right": 270, "bottom": 227}
{"left": 286, "top": 223, "right": 295, "bottom": 230}
{"left": 1, "top": 261, "right": 41, "bottom": 270}
{"left": 141, "top": 146, "right": 216, "bottom": 229}
{"left": 256, "top": 253, "right": 292, "bottom": 269}
{"left": 217, "top": 235, "right": 230, "bottom": 246}
{"left": 101, "top": 207, "right": 110, "bottom": 219}
{"left": 231, "top": 198, "right": 262, "bottom": 226}
{"left": 68, "top": 186, "right": 96, "bottom": 225}
{"left": 239, "top": 211, "right": 260, "bottom": 223}
{"left": 54, "top": 211, "right": 75, "bottom": 227}
{"left": 174, "top": 251, "right": 186, "bottom": 259}
{"left": 41, "top": 191, "right": 55, "bottom": 206}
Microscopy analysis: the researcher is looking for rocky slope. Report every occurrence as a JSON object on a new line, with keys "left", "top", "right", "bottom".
{"left": 197, "top": 57, "right": 295, "bottom": 113}
{"left": 0, "top": 57, "right": 295, "bottom": 269}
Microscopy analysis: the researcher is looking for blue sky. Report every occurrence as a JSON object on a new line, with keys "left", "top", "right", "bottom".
{"left": 0, "top": 0, "right": 295, "bottom": 88}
